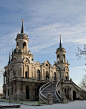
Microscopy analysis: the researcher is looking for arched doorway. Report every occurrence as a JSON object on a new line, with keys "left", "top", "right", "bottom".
{"left": 37, "top": 70, "right": 40, "bottom": 80}
{"left": 64, "top": 87, "right": 70, "bottom": 99}
{"left": 73, "top": 91, "right": 76, "bottom": 100}
{"left": 46, "top": 71, "right": 49, "bottom": 79}
{"left": 26, "top": 86, "right": 29, "bottom": 99}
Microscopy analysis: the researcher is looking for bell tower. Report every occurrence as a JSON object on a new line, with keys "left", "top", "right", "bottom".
{"left": 15, "top": 19, "right": 29, "bottom": 53}
{"left": 56, "top": 36, "right": 70, "bottom": 80}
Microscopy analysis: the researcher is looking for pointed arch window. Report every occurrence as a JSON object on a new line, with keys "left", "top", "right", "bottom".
{"left": 25, "top": 71, "right": 28, "bottom": 78}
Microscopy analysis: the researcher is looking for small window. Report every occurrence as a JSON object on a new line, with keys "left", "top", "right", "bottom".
{"left": 46, "top": 64, "right": 48, "bottom": 66}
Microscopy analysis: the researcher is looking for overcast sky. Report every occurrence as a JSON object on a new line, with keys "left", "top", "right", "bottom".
{"left": 0, "top": 0, "right": 86, "bottom": 92}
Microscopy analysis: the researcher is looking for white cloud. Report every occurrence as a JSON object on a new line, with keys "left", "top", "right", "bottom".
{"left": 1, "top": 22, "right": 86, "bottom": 54}
{"left": 70, "top": 66, "right": 86, "bottom": 69}
{"left": 26, "top": 23, "right": 86, "bottom": 52}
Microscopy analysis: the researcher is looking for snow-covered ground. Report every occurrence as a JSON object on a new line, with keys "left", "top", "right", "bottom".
{"left": 0, "top": 100, "right": 86, "bottom": 109}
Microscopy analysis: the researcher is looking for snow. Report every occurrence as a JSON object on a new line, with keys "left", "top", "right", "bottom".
{"left": 0, "top": 100, "right": 86, "bottom": 109}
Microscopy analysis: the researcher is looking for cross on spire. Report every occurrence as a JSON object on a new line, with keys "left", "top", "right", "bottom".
{"left": 59, "top": 35, "right": 61, "bottom": 38}
{"left": 22, "top": 19, "right": 24, "bottom": 22}
{"left": 59, "top": 35, "right": 62, "bottom": 48}
{"left": 21, "top": 19, "right": 24, "bottom": 33}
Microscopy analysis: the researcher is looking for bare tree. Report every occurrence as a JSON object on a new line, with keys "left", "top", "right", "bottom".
{"left": 76, "top": 45, "right": 86, "bottom": 90}
{"left": 79, "top": 75, "right": 86, "bottom": 91}
{"left": 76, "top": 44, "right": 86, "bottom": 61}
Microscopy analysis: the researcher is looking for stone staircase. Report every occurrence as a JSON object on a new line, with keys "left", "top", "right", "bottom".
{"left": 42, "top": 82, "right": 60, "bottom": 103}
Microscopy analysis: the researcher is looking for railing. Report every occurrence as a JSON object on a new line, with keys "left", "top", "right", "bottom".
{"left": 72, "top": 81, "right": 86, "bottom": 93}
{"left": 39, "top": 82, "right": 51, "bottom": 102}
{"left": 72, "top": 81, "right": 86, "bottom": 99}
{"left": 55, "top": 79, "right": 62, "bottom": 103}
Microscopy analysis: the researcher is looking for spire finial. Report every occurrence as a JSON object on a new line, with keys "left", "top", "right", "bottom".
{"left": 59, "top": 35, "right": 61, "bottom": 38}
{"left": 21, "top": 19, "right": 24, "bottom": 33}
{"left": 18, "top": 31, "right": 20, "bottom": 34}
{"left": 22, "top": 19, "right": 24, "bottom": 22}
{"left": 59, "top": 35, "right": 62, "bottom": 48}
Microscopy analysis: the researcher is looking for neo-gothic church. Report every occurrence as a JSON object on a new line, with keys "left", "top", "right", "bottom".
{"left": 3, "top": 21, "right": 86, "bottom": 103}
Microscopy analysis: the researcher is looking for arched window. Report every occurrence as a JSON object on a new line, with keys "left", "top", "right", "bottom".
{"left": 25, "top": 71, "right": 28, "bottom": 78}
{"left": 37, "top": 69, "right": 40, "bottom": 80}
{"left": 66, "top": 72, "right": 68, "bottom": 80}
{"left": 63, "top": 55, "right": 65, "bottom": 62}
{"left": 54, "top": 72, "right": 56, "bottom": 80}
{"left": 34, "top": 68, "right": 36, "bottom": 79}
{"left": 57, "top": 55, "right": 60, "bottom": 62}
{"left": 23, "top": 42, "right": 26, "bottom": 48}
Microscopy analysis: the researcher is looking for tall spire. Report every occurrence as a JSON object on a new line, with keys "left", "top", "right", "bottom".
{"left": 59, "top": 35, "right": 62, "bottom": 48}
{"left": 21, "top": 19, "right": 24, "bottom": 33}
{"left": 12, "top": 48, "right": 14, "bottom": 55}
{"left": 9, "top": 52, "right": 11, "bottom": 64}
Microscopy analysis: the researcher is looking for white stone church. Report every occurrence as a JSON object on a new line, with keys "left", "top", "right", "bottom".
{"left": 3, "top": 21, "right": 86, "bottom": 103}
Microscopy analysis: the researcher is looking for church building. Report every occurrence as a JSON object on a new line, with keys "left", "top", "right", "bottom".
{"left": 3, "top": 20, "right": 86, "bottom": 103}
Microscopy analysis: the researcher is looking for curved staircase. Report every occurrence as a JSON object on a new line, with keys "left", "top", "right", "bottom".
{"left": 42, "top": 83, "right": 60, "bottom": 103}
{"left": 39, "top": 81, "right": 61, "bottom": 103}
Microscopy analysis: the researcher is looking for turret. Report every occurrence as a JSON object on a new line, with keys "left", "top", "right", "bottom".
{"left": 8, "top": 52, "right": 11, "bottom": 65}
{"left": 56, "top": 36, "right": 66, "bottom": 63}
{"left": 56, "top": 36, "right": 69, "bottom": 80}
{"left": 15, "top": 19, "right": 29, "bottom": 53}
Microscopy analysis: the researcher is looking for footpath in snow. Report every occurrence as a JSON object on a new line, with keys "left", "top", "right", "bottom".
{"left": 0, "top": 100, "right": 86, "bottom": 109}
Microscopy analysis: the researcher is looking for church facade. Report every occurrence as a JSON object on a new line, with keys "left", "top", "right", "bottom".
{"left": 3, "top": 21, "right": 86, "bottom": 102}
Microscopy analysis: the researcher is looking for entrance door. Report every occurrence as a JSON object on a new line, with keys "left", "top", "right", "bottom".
{"left": 26, "top": 86, "right": 29, "bottom": 99}
{"left": 73, "top": 91, "right": 76, "bottom": 100}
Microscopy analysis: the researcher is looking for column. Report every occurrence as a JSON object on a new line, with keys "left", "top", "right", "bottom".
{"left": 42, "top": 68, "right": 44, "bottom": 80}
{"left": 71, "top": 88, "right": 73, "bottom": 100}
{"left": 23, "top": 65, "right": 25, "bottom": 77}
{"left": 21, "top": 65, "right": 23, "bottom": 77}
{"left": 3, "top": 75, "right": 5, "bottom": 84}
